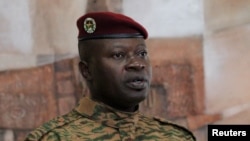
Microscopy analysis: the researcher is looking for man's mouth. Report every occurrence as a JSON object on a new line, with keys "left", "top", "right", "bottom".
{"left": 125, "top": 77, "right": 148, "bottom": 90}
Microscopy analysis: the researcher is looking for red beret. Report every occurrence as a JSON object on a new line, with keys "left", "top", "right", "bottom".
{"left": 77, "top": 12, "right": 148, "bottom": 41}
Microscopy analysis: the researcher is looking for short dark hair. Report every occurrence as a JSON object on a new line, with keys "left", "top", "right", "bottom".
{"left": 78, "top": 41, "right": 93, "bottom": 63}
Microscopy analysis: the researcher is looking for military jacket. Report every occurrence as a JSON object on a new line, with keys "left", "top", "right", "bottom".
{"left": 25, "top": 97, "right": 196, "bottom": 141}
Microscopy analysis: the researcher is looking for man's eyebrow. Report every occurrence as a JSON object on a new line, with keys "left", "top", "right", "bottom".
{"left": 137, "top": 43, "right": 147, "bottom": 48}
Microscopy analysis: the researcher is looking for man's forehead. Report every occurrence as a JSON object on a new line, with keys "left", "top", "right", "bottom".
{"left": 82, "top": 37, "right": 146, "bottom": 47}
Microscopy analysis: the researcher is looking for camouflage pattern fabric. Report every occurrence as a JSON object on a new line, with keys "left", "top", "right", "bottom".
{"left": 25, "top": 97, "right": 196, "bottom": 141}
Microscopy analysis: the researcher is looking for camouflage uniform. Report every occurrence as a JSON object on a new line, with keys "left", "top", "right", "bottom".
{"left": 25, "top": 97, "right": 196, "bottom": 141}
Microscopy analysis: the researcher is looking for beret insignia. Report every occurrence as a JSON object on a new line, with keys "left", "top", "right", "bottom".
{"left": 83, "top": 17, "right": 96, "bottom": 34}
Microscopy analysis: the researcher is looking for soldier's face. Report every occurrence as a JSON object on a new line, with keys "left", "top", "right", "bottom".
{"left": 87, "top": 38, "right": 152, "bottom": 111}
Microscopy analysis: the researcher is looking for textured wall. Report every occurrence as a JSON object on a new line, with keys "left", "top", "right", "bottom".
{"left": 0, "top": 58, "right": 81, "bottom": 141}
{"left": 0, "top": 1, "right": 86, "bottom": 140}
{"left": 123, "top": 0, "right": 204, "bottom": 37}
{"left": 0, "top": 0, "right": 86, "bottom": 71}
{"left": 204, "top": 0, "right": 250, "bottom": 124}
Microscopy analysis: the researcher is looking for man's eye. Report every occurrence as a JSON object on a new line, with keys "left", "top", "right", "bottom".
{"left": 112, "top": 53, "right": 124, "bottom": 59}
{"left": 138, "top": 51, "right": 148, "bottom": 57}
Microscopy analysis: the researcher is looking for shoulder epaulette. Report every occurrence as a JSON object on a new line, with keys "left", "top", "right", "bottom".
{"left": 153, "top": 116, "right": 196, "bottom": 141}
{"left": 25, "top": 109, "right": 82, "bottom": 141}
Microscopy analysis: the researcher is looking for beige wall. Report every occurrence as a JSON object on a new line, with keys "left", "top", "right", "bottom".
{"left": 0, "top": 0, "right": 87, "bottom": 71}
{"left": 124, "top": 0, "right": 204, "bottom": 37}
{"left": 204, "top": 0, "right": 250, "bottom": 124}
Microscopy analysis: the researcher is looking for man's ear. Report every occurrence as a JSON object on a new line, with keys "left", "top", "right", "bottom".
{"left": 79, "top": 61, "right": 92, "bottom": 80}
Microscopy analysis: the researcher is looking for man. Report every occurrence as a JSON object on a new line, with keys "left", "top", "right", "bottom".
{"left": 25, "top": 12, "right": 196, "bottom": 141}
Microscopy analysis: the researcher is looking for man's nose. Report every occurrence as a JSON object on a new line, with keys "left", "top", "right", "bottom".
{"left": 125, "top": 58, "right": 146, "bottom": 71}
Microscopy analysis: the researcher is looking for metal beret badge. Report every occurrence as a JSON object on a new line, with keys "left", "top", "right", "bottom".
{"left": 83, "top": 17, "right": 96, "bottom": 34}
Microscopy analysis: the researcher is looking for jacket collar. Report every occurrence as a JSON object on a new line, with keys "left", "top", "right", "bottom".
{"left": 75, "top": 96, "right": 140, "bottom": 129}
